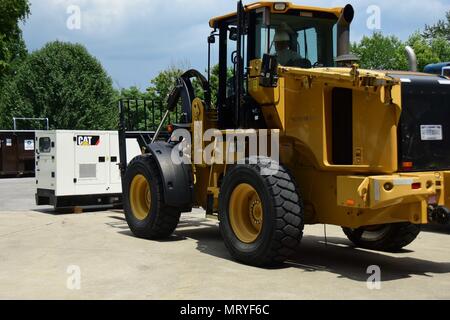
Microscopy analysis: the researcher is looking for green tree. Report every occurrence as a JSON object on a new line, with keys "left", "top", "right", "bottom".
{"left": 194, "top": 64, "right": 233, "bottom": 108}
{"left": 406, "top": 33, "right": 439, "bottom": 71}
{"left": 351, "top": 32, "right": 408, "bottom": 70}
{"left": 119, "top": 86, "right": 151, "bottom": 101}
{"left": 0, "top": 41, "right": 118, "bottom": 130}
{"left": 0, "top": 0, "right": 30, "bottom": 82}
{"left": 423, "top": 11, "right": 450, "bottom": 41}
{"left": 144, "top": 66, "right": 185, "bottom": 126}
{"left": 117, "top": 86, "right": 160, "bottom": 131}
{"left": 406, "top": 32, "right": 450, "bottom": 70}
{"left": 430, "top": 36, "right": 450, "bottom": 61}
{"left": 119, "top": 64, "right": 233, "bottom": 130}
{"left": 144, "top": 64, "right": 232, "bottom": 109}
{"left": 146, "top": 65, "right": 184, "bottom": 105}
{"left": 351, "top": 31, "right": 450, "bottom": 72}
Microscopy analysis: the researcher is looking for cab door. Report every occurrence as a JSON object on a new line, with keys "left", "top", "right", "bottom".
{"left": 36, "top": 133, "right": 56, "bottom": 190}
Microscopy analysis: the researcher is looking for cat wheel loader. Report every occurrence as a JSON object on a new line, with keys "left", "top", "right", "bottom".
{"left": 118, "top": 1, "right": 450, "bottom": 267}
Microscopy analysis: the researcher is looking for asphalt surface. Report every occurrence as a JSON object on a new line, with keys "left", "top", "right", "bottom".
{"left": 0, "top": 178, "right": 449, "bottom": 300}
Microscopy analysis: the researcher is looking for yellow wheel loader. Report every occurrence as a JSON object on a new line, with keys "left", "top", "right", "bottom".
{"left": 118, "top": 2, "right": 450, "bottom": 267}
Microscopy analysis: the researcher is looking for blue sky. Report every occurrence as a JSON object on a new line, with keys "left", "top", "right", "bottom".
{"left": 22, "top": 0, "right": 450, "bottom": 90}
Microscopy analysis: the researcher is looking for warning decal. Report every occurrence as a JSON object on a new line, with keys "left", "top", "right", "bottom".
{"left": 77, "top": 135, "right": 100, "bottom": 146}
{"left": 420, "top": 125, "right": 443, "bottom": 141}
{"left": 24, "top": 140, "right": 35, "bottom": 151}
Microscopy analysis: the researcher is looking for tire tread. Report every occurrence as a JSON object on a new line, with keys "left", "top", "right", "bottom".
{"left": 124, "top": 155, "right": 181, "bottom": 239}
{"left": 220, "top": 159, "right": 304, "bottom": 266}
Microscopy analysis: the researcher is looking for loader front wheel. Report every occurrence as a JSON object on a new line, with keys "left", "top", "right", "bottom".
{"left": 219, "top": 160, "right": 304, "bottom": 267}
{"left": 123, "top": 155, "right": 181, "bottom": 240}
{"left": 343, "top": 223, "right": 421, "bottom": 252}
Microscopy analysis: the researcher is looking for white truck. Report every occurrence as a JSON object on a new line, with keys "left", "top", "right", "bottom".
{"left": 35, "top": 130, "right": 141, "bottom": 209}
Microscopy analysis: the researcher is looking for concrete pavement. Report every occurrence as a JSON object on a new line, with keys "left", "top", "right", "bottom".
{"left": 0, "top": 210, "right": 449, "bottom": 300}
{"left": 0, "top": 178, "right": 449, "bottom": 299}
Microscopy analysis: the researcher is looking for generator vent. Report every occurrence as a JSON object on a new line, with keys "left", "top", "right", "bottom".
{"left": 79, "top": 164, "right": 97, "bottom": 179}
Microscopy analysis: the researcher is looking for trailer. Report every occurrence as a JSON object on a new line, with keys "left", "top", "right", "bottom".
{"left": 35, "top": 130, "right": 141, "bottom": 209}
{"left": 0, "top": 131, "right": 36, "bottom": 177}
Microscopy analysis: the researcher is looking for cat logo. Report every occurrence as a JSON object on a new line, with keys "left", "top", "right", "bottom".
{"left": 77, "top": 135, "right": 100, "bottom": 146}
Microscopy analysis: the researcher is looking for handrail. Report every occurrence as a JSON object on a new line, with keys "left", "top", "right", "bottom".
{"left": 13, "top": 117, "right": 49, "bottom": 131}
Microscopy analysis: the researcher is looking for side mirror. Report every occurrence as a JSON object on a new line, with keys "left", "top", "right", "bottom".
{"left": 229, "top": 27, "right": 238, "bottom": 41}
{"left": 259, "top": 54, "right": 278, "bottom": 88}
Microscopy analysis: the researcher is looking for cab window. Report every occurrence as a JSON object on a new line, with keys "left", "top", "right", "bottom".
{"left": 254, "top": 11, "right": 338, "bottom": 67}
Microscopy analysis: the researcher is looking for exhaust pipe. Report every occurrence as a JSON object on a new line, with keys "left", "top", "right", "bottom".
{"left": 405, "top": 46, "right": 417, "bottom": 72}
{"left": 428, "top": 206, "right": 450, "bottom": 225}
{"left": 336, "top": 4, "right": 359, "bottom": 66}
{"left": 337, "top": 4, "right": 354, "bottom": 57}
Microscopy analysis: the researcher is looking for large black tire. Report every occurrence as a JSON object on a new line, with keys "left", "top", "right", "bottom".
{"left": 219, "top": 159, "right": 304, "bottom": 267}
{"left": 343, "top": 223, "right": 421, "bottom": 252}
{"left": 123, "top": 155, "right": 181, "bottom": 240}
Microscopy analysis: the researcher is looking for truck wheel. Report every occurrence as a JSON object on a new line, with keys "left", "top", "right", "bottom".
{"left": 219, "top": 160, "right": 304, "bottom": 267}
{"left": 123, "top": 155, "right": 181, "bottom": 239}
{"left": 342, "top": 223, "right": 421, "bottom": 252}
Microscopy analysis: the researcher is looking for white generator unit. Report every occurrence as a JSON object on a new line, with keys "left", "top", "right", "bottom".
{"left": 35, "top": 130, "right": 141, "bottom": 209}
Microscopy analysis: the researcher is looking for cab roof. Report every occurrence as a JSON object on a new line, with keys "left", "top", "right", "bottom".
{"left": 209, "top": 1, "right": 343, "bottom": 28}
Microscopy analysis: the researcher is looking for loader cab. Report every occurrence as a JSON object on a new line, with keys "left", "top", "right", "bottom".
{"left": 208, "top": 2, "right": 343, "bottom": 129}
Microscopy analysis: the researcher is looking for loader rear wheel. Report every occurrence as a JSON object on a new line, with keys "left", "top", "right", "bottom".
{"left": 123, "top": 155, "right": 181, "bottom": 240}
{"left": 219, "top": 159, "right": 304, "bottom": 267}
{"left": 343, "top": 223, "right": 421, "bottom": 252}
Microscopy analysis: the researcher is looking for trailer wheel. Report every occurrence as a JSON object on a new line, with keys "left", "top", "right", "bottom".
{"left": 123, "top": 155, "right": 181, "bottom": 239}
{"left": 219, "top": 159, "right": 304, "bottom": 267}
{"left": 342, "top": 223, "right": 421, "bottom": 252}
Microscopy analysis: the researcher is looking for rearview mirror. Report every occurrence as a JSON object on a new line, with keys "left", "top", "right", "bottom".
{"left": 259, "top": 54, "right": 278, "bottom": 88}
{"left": 229, "top": 27, "right": 238, "bottom": 41}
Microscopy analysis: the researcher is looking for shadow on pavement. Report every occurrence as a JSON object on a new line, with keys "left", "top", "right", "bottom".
{"left": 286, "top": 235, "right": 450, "bottom": 282}
{"left": 113, "top": 216, "right": 450, "bottom": 282}
{"left": 32, "top": 207, "right": 122, "bottom": 216}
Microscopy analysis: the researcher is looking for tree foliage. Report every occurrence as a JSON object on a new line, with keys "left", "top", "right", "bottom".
{"left": 351, "top": 33, "right": 408, "bottom": 70}
{"left": 119, "top": 86, "right": 151, "bottom": 101}
{"left": 0, "top": 0, "right": 30, "bottom": 82}
{"left": 0, "top": 41, "right": 117, "bottom": 130}
{"left": 146, "top": 65, "right": 184, "bottom": 105}
{"left": 351, "top": 30, "right": 450, "bottom": 71}
{"left": 423, "top": 11, "right": 450, "bottom": 40}
{"left": 405, "top": 33, "right": 447, "bottom": 71}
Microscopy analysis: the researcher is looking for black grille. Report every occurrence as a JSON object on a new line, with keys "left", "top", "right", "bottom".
{"left": 397, "top": 76, "right": 450, "bottom": 171}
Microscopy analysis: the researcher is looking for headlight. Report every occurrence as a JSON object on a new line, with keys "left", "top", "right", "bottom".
{"left": 273, "top": 3, "right": 287, "bottom": 11}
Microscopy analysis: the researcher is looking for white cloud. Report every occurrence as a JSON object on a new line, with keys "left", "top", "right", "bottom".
{"left": 37, "top": 0, "right": 231, "bottom": 36}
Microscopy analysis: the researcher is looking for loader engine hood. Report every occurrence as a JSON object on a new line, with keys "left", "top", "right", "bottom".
{"left": 390, "top": 73, "right": 450, "bottom": 172}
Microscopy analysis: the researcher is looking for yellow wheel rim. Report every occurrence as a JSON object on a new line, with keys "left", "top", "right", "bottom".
{"left": 229, "top": 183, "right": 264, "bottom": 244}
{"left": 130, "top": 174, "right": 151, "bottom": 220}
